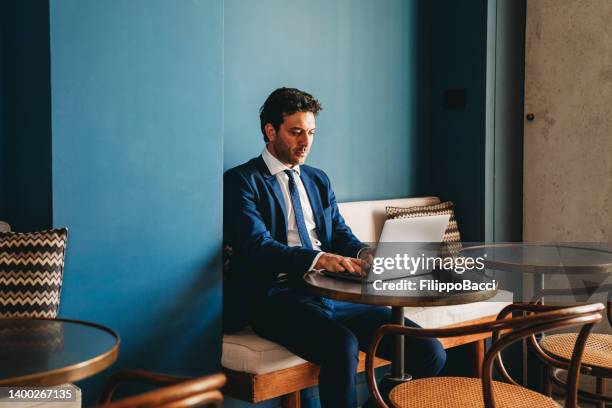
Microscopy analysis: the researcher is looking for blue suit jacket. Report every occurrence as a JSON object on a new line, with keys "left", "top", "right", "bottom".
{"left": 223, "top": 155, "right": 364, "bottom": 332}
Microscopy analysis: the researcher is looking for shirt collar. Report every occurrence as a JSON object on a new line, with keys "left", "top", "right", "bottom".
{"left": 261, "top": 147, "right": 301, "bottom": 176}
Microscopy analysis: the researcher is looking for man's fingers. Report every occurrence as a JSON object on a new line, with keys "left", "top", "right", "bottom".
{"left": 328, "top": 257, "right": 346, "bottom": 272}
{"left": 340, "top": 257, "right": 355, "bottom": 273}
{"left": 319, "top": 254, "right": 368, "bottom": 276}
{"left": 350, "top": 258, "right": 363, "bottom": 266}
{"left": 347, "top": 258, "right": 364, "bottom": 275}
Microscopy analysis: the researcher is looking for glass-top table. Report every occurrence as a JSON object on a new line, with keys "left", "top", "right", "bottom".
{"left": 0, "top": 318, "right": 120, "bottom": 386}
{"left": 459, "top": 243, "right": 612, "bottom": 386}
{"left": 460, "top": 243, "right": 612, "bottom": 275}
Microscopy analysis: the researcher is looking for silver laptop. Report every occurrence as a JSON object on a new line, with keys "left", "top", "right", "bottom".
{"left": 322, "top": 214, "right": 450, "bottom": 282}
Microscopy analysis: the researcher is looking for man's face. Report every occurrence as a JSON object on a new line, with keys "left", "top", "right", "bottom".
{"left": 265, "top": 111, "right": 316, "bottom": 167}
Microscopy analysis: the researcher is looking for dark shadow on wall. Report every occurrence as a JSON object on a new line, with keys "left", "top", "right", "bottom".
{"left": 413, "top": 0, "right": 433, "bottom": 197}
{"left": 0, "top": 0, "right": 52, "bottom": 232}
{"left": 426, "top": 0, "right": 489, "bottom": 242}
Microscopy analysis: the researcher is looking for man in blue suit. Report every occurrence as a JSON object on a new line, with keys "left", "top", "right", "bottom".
{"left": 224, "top": 88, "right": 446, "bottom": 408}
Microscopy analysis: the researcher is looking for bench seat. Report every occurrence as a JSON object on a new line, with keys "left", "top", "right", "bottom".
{"left": 222, "top": 290, "right": 512, "bottom": 375}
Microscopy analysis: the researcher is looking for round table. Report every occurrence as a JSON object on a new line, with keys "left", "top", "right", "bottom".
{"left": 0, "top": 318, "right": 120, "bottom": 386}
{"left": 303, "top": 269, "right": 498, "bottom": 381}
{"left": 459, "top": 243, "right": 612, "bottom": 386}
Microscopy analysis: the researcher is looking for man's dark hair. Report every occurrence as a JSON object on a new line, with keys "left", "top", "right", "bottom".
{"left": 259, "top": 87, "right": 323, "bottom": 142}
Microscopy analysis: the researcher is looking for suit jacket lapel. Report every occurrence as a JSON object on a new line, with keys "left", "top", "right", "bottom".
{"left": 300, "top": 170, "right": 328, "bottom": 248}
{"left": 257, "top": 156, "right": 289, "bottom": 242}
{"left": 265, "top": 176, "right": 288, "bottom": 227}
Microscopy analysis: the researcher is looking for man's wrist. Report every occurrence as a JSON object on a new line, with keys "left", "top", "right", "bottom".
{"left": 308, "top": 251, "right": 325, "bottom": 272}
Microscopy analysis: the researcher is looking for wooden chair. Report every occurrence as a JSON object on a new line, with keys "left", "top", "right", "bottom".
{"left": 97, "top": 370, "right": 226, "bottom": 408}
{"left": 366, "top": 303, "right": 604, "bottom": 408}
{"left": 530, "top": 287, "right": 612, "bottom": 408}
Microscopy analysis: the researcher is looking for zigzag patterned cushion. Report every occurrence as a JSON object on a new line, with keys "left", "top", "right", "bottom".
{"left": 0, "top": 228, "right": 68, "bottom": 318}
{"left": 386, "top": 202, "right": 462, "bottom": 256}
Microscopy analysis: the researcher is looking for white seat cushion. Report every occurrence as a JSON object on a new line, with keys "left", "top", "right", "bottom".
{"left": 221, "top": 290, "right": 513, "bottom": 374}
{"left": 222, "top": 328, "right": 307, "bottom": 374}
{"left": 401, "top": 289, "right": 513, "bottom": 328}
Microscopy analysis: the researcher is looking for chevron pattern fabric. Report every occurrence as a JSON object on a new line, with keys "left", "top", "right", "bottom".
{"left": 0, "top": 228, "right": 68, "bottom": 318}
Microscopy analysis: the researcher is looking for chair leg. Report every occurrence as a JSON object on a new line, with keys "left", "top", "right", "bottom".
{"left": 282, "top": 391, "right": 301, "bottom": 408}
{"left": 596, "top": 376, "right": 605, "bottom": 408}
{"left": 473, "top": 339, "right": 485, "bottom": 378}
{"left": 543, "top": 365, "right": 552, "bottom": 397}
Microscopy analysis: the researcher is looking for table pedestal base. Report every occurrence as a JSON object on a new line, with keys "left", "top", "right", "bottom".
{"left": 390, "top": 306, "right": 412, "bottom": 383}
{"left": 377, "top": 372, "right": 413, "bottom": 406}
{"left": 382, "top": 373, "right": 413, "bottom": 385}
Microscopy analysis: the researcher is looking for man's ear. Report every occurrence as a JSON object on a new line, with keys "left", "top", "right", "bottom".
{"left": 264, "top": 123, "right": 276, "bottom": 142}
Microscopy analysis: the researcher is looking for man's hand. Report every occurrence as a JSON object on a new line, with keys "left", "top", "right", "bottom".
{"left": 314, "top": 253, "right": 364, "bottom": 276}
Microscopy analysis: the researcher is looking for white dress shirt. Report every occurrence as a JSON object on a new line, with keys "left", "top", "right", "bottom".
{"left": 261, "top": 148, "right": 325, "bottom": 271}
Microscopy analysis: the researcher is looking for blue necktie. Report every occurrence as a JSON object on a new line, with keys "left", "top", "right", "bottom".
{"left": 284, "top": 170, "right": 314, "bottom": 250}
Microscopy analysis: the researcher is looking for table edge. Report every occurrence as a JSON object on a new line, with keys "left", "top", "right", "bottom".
{"left": 0, "top": 317, "right": 121, "bottom": 387}
{"left": 461, "top": 244, "right": 612, "bottom": 274}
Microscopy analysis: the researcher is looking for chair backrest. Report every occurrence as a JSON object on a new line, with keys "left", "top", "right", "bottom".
{"left": 100, "top": 373, "right": 226, "bottom": 408}
{"left": 0, "top": 228, "right": 68, "bottom": 318}
{"left": 366, "top": 303, "right": 604, "bottom": 408}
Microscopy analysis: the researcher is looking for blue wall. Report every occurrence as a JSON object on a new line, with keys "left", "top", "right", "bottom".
{"left": 224, "top": 0, "right": 430, "bottom": 202}
{"left": 49, "top": 0, "right": 223, "bottom": 403}
{"left": 223, "top": 0, "right": 487, "bottom": 236}
{"left": 0, "top": 1, "right": 490, "bottom": 406}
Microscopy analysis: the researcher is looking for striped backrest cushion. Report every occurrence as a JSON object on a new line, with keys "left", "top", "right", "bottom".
{"left": 386, "top": 202, "right": 462, "bottom": 256}
{"left": 0, "top": 228, "right": 68, "bottom": 318}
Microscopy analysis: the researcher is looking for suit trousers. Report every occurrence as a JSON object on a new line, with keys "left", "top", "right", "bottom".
{"left": 251, "top": 287, "right": 447, "bottom": 408}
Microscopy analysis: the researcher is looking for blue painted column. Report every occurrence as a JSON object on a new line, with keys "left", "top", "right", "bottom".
{"left": 49, "top": 0, "right": 223, "bottom": 402}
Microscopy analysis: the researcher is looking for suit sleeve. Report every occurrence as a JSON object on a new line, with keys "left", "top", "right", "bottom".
{"left": 323, "top": 173, "right": 368, "bottom": 258}
{"left": 224, "top": 170, "right": 320, "bottom": 277}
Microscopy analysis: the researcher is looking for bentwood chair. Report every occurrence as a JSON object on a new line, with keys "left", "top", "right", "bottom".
{"left": 530, "top": 287, "right": 612, "bottom": 408}
{"left": 366, "top": 303, "right": 604, "bottom": 408}
{"left": 98, "top": 370, "right": 226, "bottom": 408}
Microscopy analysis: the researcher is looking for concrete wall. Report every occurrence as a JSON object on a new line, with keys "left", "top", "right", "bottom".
{"left": 523, "top": 0, "right": 612, "bottom": 241}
